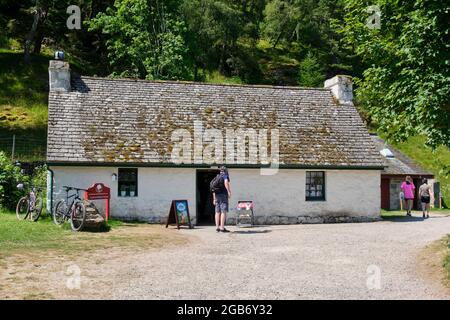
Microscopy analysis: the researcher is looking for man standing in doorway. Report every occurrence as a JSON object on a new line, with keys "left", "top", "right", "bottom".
{"left": 212, "top": 166, "right": 231, "bottom": 233}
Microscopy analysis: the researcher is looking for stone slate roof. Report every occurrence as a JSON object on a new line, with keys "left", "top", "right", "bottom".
{"left": 47, "top": 75, "right": 383, "bottom": 168}
{"left": 370, "top": 135, "right": 432, "bottom": 175}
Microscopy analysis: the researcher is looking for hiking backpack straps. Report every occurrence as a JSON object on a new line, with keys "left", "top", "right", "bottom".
{"left": 210, "top": 174, "right": 224, "bottom": 193}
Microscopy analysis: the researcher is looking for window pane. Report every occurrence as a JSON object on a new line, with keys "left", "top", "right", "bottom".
{"left": 305, "top": 171, "right": 325, "bottom": 201}
{"left": 118, "top": 168, "right": 138, "bottom": 197}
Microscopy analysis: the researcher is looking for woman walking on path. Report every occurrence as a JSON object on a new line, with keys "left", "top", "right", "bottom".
{"left": 401, "top": 176, "right": 415, "bottom": 216}
{"left": 419, "top": 178, "right": 433, "bottom": 218}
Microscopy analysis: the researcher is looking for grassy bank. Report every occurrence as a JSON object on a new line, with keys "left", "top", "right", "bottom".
{"left": 0, "top": 49, "right": 50, "bottom": 161}
{"left": 444, "top": 235, "right": 450, "bottom": 284}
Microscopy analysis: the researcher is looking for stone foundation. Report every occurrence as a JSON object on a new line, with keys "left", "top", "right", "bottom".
{"left": 227, "top": 215, "right": 380, "bottom": 225}
{"left": 117, "top": 215, "right": 380, "bottom": 225}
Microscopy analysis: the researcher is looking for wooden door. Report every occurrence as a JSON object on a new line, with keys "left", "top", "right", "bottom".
{"left": 381, "top": 178, "right": 390, "bottom": 210}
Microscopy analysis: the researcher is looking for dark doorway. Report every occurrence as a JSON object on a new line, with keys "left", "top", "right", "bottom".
{"left": 196, "top": 169, "right": 219, "bottom": 225}
{"left": 413, "top": 178, "right": 421, "bottom": 210}
{"left": 381, "top": 178, "right": 390, "bottom": 210}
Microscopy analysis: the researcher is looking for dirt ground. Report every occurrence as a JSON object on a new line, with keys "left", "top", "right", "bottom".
{"left": 1, "top": 213, "right": 450, "bottom": 300}
{"left": 0, "top": 224, "right": 190, "bottom": 299}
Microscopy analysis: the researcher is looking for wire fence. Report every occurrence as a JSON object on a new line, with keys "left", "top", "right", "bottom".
{"left": 0, "top": 135, "right": 47, "bottom": 162}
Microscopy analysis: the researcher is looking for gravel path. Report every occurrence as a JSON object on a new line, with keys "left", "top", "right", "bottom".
{"left": 4, "top": 213, "right": 449, "bottom": 300}
{"left": 105, "top": 213, "right": 450, "bottom": 300}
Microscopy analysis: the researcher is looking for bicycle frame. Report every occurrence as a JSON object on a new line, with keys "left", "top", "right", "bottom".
{"left": 60, "top": 187, "right": 84, "bottom": 219}
{"left": 63, "top": 189, "right": 83, "bottom": 218}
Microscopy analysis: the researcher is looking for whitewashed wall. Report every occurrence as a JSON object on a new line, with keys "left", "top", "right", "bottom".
{"left": 49, "top": 166, "right": 381, "bottom": 224}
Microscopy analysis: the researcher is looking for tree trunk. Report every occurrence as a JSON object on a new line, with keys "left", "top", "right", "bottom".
{"left": 32, "top": 32, "right": 44, "bottom": 54}
{"left": 32, "top": 6, "right": 48, "bottom": 55}
{"left": 24, "top": 5, "right": 41, "bottom": 63}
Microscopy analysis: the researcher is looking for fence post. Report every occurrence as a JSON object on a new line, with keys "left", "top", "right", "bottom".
{"left": 11, "top": 134, "right": 15, "bottom": 161}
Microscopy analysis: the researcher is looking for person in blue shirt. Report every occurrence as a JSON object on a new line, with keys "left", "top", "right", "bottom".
{"left": 213, "top": 166, "right": 232, "bottom": 232}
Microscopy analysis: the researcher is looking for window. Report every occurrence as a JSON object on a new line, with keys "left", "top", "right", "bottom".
{"left": 118, "top": 168, "right": 138, "bottom": 197}
{"left": 305, "top": 171, "right": 325, "bottom": 201}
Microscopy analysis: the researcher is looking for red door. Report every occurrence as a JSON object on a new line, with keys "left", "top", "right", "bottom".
{"left": 381, "top": 178, "right": 390, "bottom": 210}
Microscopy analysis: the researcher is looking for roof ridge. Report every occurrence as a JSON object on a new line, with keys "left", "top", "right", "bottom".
{"left": 75, "top": 75, "right": 331, "bottom": 91}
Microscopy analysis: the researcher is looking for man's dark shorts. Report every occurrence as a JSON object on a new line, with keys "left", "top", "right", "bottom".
{"left": 421, "top": 196, "right": 430, "bottom": 204}
{"left": 215, "top": 193, "right": 229, "bottom": 214}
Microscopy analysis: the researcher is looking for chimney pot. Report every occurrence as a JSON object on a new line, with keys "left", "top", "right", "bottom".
{"left": 49, "top": 60, "right": 70, "bottom": 92}
{"left": 324, "top": 75, "right": 353, "bottom": 105}
{"left": 54, "top": 50, "right": 65, "bottom": 60}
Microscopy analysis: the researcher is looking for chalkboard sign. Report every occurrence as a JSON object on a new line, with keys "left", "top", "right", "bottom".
{"left": 166, "top": 200, "right": 192, "bottom": 229}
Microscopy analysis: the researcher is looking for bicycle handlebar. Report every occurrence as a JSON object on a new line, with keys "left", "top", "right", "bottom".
{"left": 62, "top": 186, "right": 88, "bottom": 192}
{"left": 17, "top": 183, "right": 42, "bottom": 192}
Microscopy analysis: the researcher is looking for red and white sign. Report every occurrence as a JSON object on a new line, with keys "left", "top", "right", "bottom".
{"left": 84, "top": 183, "right": 111, "bottom": 221}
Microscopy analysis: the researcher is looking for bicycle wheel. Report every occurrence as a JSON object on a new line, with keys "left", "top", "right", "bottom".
{"left": 30, "top": 197, "right": 43, "bottom": 222}
{"left": 53, "top": 200, "right": 67, "bottom": 225}
{"left": 70, "top": 201, "right": 86, "bottom": 231}
{"left": 16, "top": 197, "right": 29, "bottom": 220}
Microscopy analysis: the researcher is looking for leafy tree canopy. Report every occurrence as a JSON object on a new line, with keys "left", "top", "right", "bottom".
{"left": 89, "top": 0, "right": 193, "bottom": 80}
{"left": 340, "top": 0, "right": 450, "bottom": 148}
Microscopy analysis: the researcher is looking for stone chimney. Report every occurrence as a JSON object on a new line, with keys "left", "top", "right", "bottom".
{"left": 324, "top": 75, "right": 353, "bottom": 105}
{"left": 49, "top": 60, "right": 70, "bottom": 92}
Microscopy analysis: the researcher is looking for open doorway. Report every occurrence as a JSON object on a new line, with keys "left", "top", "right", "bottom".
{"left": 196, "top": 169, "right": 219, "bottom": 225}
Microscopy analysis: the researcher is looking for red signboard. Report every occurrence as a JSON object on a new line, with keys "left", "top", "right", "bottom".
{"left": 84, "top": 183, "right": 111, "bottom": 221}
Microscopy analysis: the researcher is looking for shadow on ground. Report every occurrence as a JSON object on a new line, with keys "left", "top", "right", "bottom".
{"left": 382, "top": 215, "right": 449, "bottom": 223}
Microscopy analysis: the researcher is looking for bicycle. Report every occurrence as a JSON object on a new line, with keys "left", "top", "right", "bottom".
{"left": 53, "top": 186, "right": 87, "bottom": 231}
{"left": 16, "top": 184, "right": 43, "bottom": 221}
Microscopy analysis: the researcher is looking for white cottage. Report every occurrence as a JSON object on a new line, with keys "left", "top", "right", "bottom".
{"left": 47, "top": 60, "right": 384, "bottom": 224}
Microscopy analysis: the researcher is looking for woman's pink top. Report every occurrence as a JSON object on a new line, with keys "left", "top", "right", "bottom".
{"left": 401, "top": 182, "right": 415, "bottom": 199}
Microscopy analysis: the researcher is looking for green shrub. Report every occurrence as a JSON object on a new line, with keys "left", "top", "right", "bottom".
{"left": 31, "top": 164, "right": 47, "bottom": 189}
{"left": 0, "top": 151, "right": 28, "bottom": 209}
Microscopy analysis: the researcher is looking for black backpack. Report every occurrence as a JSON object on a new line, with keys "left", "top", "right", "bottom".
{"left": 210, "top": 174, "right": 224, "bottom": 193}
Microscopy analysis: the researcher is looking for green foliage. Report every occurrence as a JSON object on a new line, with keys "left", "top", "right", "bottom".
{"left": 261, "top": 0, "right": 356, "bottom": 78}
{"left": 180, "top": 0, "right": 260, "bottom": 82}
{"left": 31, "top": 164, "right": 47, "bottom": 189}
{"left": 340, "top": 0, "right": 450, "bottom": 148}
{"left": 0, "top": 151, "right": 28, "bottom": 210}
{"left": 298, "top": 51, "right": 325, "bottom": 87}
{"left": 89, "top": 0, "right": 193, "bottom": 80}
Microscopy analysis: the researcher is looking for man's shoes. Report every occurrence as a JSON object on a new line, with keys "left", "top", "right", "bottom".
{"left": 216, "top": 228, "right": 220, "bottom": 232}
{"left": 220, "top": 228, "right": 230, "bottom": 233}
{"left": 406, "top": 212, "right": 411, "bottom": 216}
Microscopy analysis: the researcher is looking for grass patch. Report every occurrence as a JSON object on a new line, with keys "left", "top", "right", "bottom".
{"left": 204, "top": 70, "right": 243, "bottom": 85}
{"left": 0, "top": 209, "right": 182, "bottom": 260}
{"left": 444, "top": 235, "right": 450, "bottom": 284}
